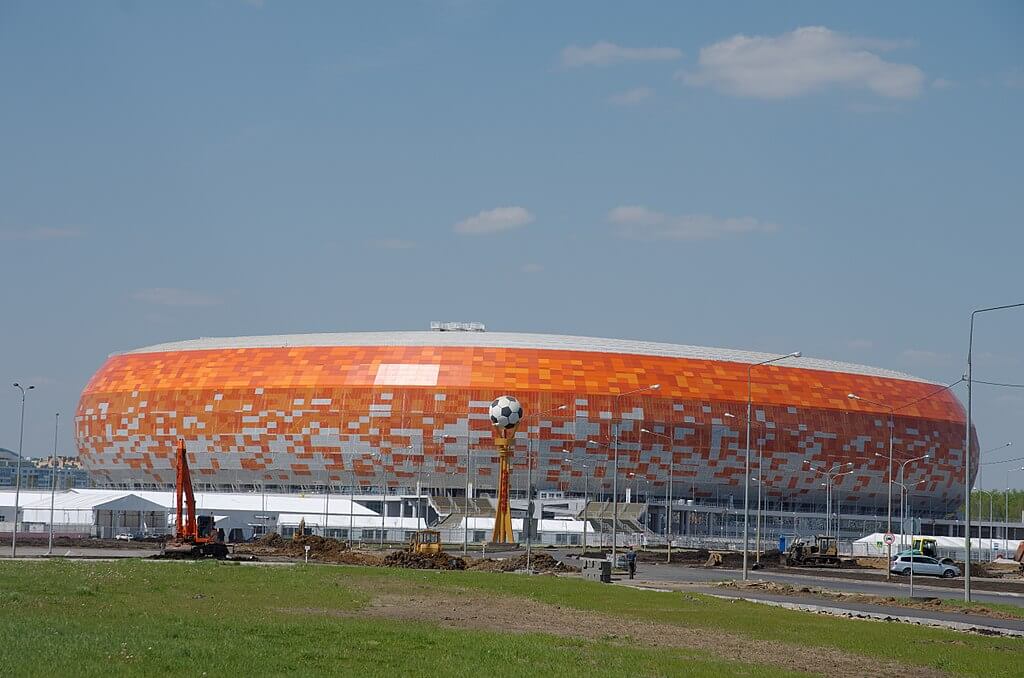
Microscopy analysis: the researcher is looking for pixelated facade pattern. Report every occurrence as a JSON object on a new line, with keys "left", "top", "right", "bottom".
{"left": 75, "top": 344, "right": 975, "bottom": 511}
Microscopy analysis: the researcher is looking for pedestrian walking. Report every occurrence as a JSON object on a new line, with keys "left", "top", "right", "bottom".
{"left": 626, "top": 545, "right": 637, "bottom": 579}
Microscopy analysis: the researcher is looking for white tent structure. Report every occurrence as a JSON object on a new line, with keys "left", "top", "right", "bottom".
{"left": 852, "top": 532, "right": 1022, "bottom": 561}
{"left": 15, "top": 490, "right": 167, "bottom": 538}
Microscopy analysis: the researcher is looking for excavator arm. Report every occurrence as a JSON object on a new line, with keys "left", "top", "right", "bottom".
{"left": 174, "top": 439, "right": 198, "bottom": 541}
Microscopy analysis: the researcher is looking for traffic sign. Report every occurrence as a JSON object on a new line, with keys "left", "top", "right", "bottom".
{"left": 883, "top": 532, "right": 895, "bottom": 546}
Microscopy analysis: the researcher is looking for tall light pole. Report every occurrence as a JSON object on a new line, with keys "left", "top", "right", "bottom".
{"left": 47, "top": 412, "right": 60, "bottom": 556}
{"left": 561, "top": 454, "right": 589, "bottom": 554}
{"left": 522, "top": 405, "right": 568, "bottom": 571}
{"left": 1007, "top": 467, "right": 1024, "bottom": 543}
{"left": 893, "top": 479, "right": 926, "bottom": 595}
{"left": 849, "top": 392, "right": 897, "bottom": 580}
{"left": 373, "top": 450, "right": 389, "bottom": 550}
{"left": 804, "top": 461, "right": 853, "bottom": 536}
{"left": 744, "top": 353, "right": 799, "bottom": 580}
{"left": 963, "top": 302, "right": 1024, "bottom": 601}
{"left": 897, "top": 454, "right": 930, "bottom": 551}
{"left": 641, "top": 428, "right": 675, "bottom": 563}
{"left": 463, "top": 442, "right": 471, "bottom": 554}
{"left": 10, "top": 382, "right": 35, "bottom": 557}
{"left": 609, "top": 384, "right": 659, "bottom": 564}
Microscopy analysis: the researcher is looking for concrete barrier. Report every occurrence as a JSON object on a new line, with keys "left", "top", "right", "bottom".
{"left": 581, "top": 557, "right": 611, "bottom": 583}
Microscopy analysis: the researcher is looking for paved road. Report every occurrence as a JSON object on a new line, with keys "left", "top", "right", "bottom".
{"left": 624, "top": 562, "right": 1024, "bottom": 609}
{"left": 6, "top": 545, "right": 158, "bottom": 559}
{"left": 659, "top": 584, "right": 1024, "bottom": 634}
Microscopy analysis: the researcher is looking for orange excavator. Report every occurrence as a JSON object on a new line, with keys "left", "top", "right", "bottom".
{"left": 163, "top": 439, "right": 229, "bottom": 559}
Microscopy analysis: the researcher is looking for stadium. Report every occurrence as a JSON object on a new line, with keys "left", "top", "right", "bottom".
{"left": 75, "top": 329, "right": 974, "bottom": 526}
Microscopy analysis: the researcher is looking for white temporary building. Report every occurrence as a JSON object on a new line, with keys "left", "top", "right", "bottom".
{"left": 2, "top": 489, "right": 168, "bottom": 538}
{"left": 852, "top": 532, "right": 1022, "bottom": 561}
{"left": 438, "top": 516, "right": 595, "bottom": 546}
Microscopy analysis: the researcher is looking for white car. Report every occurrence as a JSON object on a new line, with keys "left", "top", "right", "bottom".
{"left": 114, "top": 533, "right": 135, "bottom": 541}
{"left": 890, "top": 554, "right": 960, "bottom": 578}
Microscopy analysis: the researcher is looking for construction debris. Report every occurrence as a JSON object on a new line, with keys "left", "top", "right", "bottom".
{"left": 384, "top": 550, "right": 466, "bottom": 570}
{"left": 468, "top": 552, "right": 579, "bottom": 573}
{"left": 234, "top": 533, "right": 384, "bottom": 566}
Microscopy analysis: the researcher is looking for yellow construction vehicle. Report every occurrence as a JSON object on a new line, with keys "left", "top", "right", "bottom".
{"left": 784, "top": 535, "right": 840, "bottom": 567}
{"left": 912, "top": 537, "right": 938, "bottom": 558}
{"left": 409, "top": 529, "right": 442, "bottom": 554}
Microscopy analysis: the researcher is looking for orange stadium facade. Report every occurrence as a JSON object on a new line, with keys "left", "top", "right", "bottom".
{"left": 75, "top": 331, "right": 976, "bottom": 513}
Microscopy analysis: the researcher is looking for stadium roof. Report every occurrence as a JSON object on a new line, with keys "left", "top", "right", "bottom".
{"left": 122, "top": 331, "right": 926, "bottom": 383}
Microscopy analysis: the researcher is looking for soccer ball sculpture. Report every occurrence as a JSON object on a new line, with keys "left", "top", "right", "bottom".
{"left": 489, "top": 395, "right": 523, "bottom": 430}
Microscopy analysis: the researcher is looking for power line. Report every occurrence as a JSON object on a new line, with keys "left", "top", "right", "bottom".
{"left": 973, "top": 379, "right": 1024, "bottom": 389}
{"left": 892, "top": 377, "right": 965, "bottom": 413}
{"left": 980, "top": 456, "right": 1024, "bottom": 466}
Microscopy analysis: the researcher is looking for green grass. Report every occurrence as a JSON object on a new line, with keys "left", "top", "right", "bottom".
{"left": 1, "top": 560, "right": 1021, "bottom": 677}
{"left": 0, "top": 560, "right": 797, "bottom": 677}
{"left": 346, "top": 566, "right": 1023, "bottom": 677}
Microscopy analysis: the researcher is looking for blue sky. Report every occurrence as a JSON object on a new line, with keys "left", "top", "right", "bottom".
{"left": 1, "top": 1, "right": 1022, "bottom": 486}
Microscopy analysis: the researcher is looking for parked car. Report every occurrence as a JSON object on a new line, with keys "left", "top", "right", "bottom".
{"left": 890, "top": 554, "right": 960, "bottom": 578}
{"left": 114, "top": 532, "right": 135, "bottom": 541}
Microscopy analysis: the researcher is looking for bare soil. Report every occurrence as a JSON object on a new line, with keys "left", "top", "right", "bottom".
{"left": 280, "top": 582, "right": 949, "bottom": 678}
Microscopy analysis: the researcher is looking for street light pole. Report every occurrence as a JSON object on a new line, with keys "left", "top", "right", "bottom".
{"left": 524, "top": 404, "right": 568, "bottom": 572}
{"left": 897, "top": 454, "right": 930, "bottom": 552}
{"left": 1008, "top": 467, "right": 1024, "bottom": 543}
{"left": 464, "top": 442, "right": 471, "bottom": 555}
{"left": 10, "top": 382, "right": 34, "bottom": 557}
{"left": 640, "top": 427, "right": 675, "bottom": 563}
{"left": 744, "top": 353, "right": 799, "bottom": 580}
{"left": 963, "top": 302, "right": 1024, "bottom": 601}
{"left": 849, "top": 392, "right": 897, "bottom": 580}
{"left": 582, "top": 463, "right": 589, "bottom": 555}
{"left": 47, "top": 412, "right": 59, "bottom": 556}
{"left": 609, "top": 385, "right": 659, "bottom": 565}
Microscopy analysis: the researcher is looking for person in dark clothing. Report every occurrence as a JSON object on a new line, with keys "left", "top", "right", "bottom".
{"left": 626, "top": 546, "right": 637, "bottom": 579}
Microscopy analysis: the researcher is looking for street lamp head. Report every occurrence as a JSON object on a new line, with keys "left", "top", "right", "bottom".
{"left": 651, "top": 384, "right": 661, "bottom": 390}
{"left": 790, "top": 351, "right": 802, "bottom": 358}
{"left": 847, "top": 393, "right": 859, "bottom": 400}
{"left": 640, "top": 428, "right": 651, "bottom": 434}
{"left": 724, "top": 412, "right": 735, "bottom": 418}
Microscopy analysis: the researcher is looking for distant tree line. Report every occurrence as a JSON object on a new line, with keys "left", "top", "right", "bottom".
{"left": 970, "top": 489, "right": 1024, "bottom": 523}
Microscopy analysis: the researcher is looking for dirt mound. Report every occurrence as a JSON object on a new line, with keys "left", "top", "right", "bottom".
{"left": 468, "top": 552, "right": 578, "bottom": 573}
{"left": 235, "top": 533, "right": 381, "bottom": 564}
{"left": 384, "top": 551, "right": 466, "bottom": 570}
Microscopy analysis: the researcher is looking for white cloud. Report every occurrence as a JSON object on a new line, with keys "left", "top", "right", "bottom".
{"left": 931, "top": 77, "right": 954, "bottom": 90}
{"left": 520, "top": 263, "right": 543, "bottom": 274}
{"left": 0, "top": 227, "right": 83, "bottom": 240}
{"left": 847, "top": 339, "right": 874, "bottom": 350}
{"left": 454, "top": 206, "right": 534, "bottom": 235}
{"left": 609, "top": 206, "right": 778, "bottom": 241}
{"left": 609, "top": 86, "right": 654, "bottom": 106}
{"left": 682, "top": 26, "right": 925, "bottom": 99}
{"left": 370, "top": 238, "right": 416, "bottom": 249}
{"left": 561, "top": 42, "right": 681, "bottom": 68}
{"left": 132, "top": 288, "right": 223, "bottom": 307}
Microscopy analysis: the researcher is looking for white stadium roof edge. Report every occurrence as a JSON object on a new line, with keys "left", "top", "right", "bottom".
{"left": 119, "top": 330, "right": 930, "bottom": 384}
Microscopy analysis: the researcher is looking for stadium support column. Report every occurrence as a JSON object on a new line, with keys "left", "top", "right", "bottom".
{"left": 491, "top": 424, "right": 518, "bottom": 544}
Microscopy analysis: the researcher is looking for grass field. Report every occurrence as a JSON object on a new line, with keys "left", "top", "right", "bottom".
{"left": 0, "top": 560, "right": 1020, "bottom": 677}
